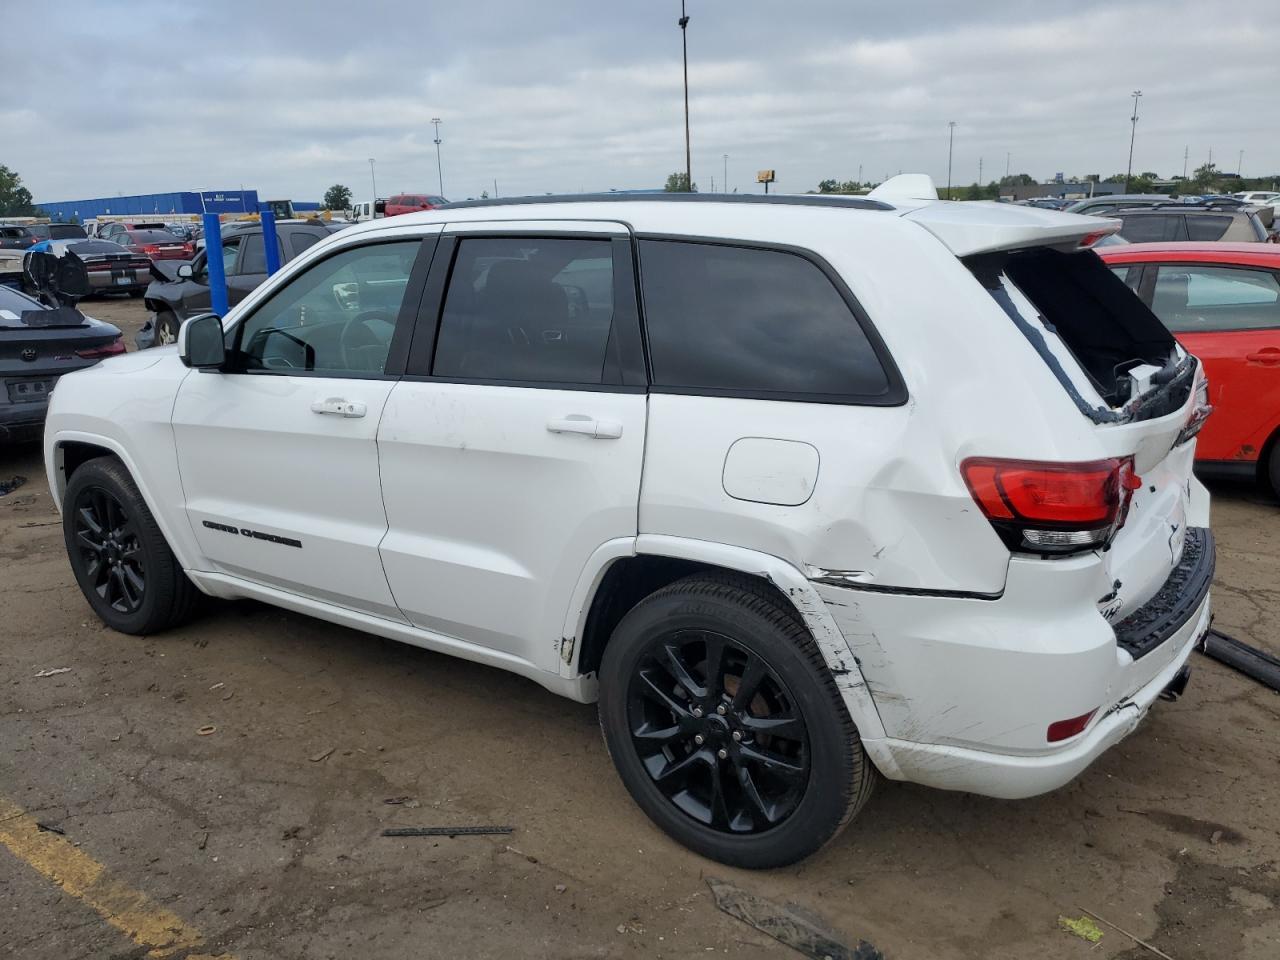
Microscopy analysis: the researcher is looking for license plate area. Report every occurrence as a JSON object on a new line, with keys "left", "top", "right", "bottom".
{"left": 6, "top": 377, "right": 56, "bottom": 403}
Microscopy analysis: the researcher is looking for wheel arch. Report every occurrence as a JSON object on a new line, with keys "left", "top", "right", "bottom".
{"left": 48, "top": 431, "right": 202, "bottom": 571}
{"left": 566, "top": 534, "right": 887, "bottom": 742}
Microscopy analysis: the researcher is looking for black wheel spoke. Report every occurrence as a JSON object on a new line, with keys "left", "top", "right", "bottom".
{"left": 71, "top": 485, "right": 146, "bottom": 616}
{"left": 78, "top": 506, "right": 103, "bottom": 537}
{"left": 738, "top": 743, "right": 806, "bottom": 781}
{"left": 627, "top": 628, "right": 810, "bottom": 838}
{"left": 732, "top": 656, "right": 768, "bottom": 711}
{"left": 637, "top": 668, "right": 694, "bottom": 722}
{"left": 662, "top": 641, "right": 706, "bottom": 700}
{"left": 740, "top": 714, "right": 805, "bottom": 741}
{"left": 76, "top": 531, "right": 103, "bottom": 554}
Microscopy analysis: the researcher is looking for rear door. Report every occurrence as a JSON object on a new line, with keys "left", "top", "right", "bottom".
{"left": 226, "top": 233, "right": 283, "bottom": 305}
{"left": 1145, "top": 261, "right": 1280, "bottom": 462}
{"left": 376, "top": 221, "right": 647, "bottom": 671}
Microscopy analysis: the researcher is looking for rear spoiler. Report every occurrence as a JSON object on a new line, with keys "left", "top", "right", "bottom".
{"left": 902, "top": 200, "right": 1121, "bottom": 257}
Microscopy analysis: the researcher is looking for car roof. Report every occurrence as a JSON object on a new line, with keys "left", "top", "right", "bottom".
{"left": 1097, "top": 242, "right": 1280, "bottom": 262}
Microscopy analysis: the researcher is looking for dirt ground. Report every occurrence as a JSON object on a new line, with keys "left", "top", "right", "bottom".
{"left": 2, "top": 297, "right": 1278, "bottom": 959}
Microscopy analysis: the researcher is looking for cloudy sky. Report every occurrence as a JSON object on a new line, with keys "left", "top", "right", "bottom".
{"left": 3, "top": 0, "right": 1275, "bottom": 204}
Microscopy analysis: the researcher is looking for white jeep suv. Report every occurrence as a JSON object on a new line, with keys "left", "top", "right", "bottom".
{"left": 44, "top": 177, "right": 1215, "bottom": 867}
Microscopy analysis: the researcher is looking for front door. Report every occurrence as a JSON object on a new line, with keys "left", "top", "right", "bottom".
{"left": 172, "top": 231, "right": 438, "bottom": 618}
{"left": 377, "top": 222, "right": 648, "bottom": 669}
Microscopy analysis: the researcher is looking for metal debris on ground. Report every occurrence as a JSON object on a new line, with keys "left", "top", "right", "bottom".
{"left": 35, "top": 823, "right": 66, "bottom": 835}
{"left": 196, "top": 725, "right": 216, "bottom": 736}
{"left": 1079, "top": 908, "right": 1177, "bottom": 960}
{"left": 381, "top": 825, "right": 514, "bottom": 838}
{"left": 706, "top": 877, "right": 883, "bottom": 960}
{"left": 309, "top": 747, "right": 335, "bottom": 762}
{"left": 0, "top": 476, "right": 26, "bottom": 497}
{"left": 1058, "top": 915, "right": 1104, "bottom": 943}
{"left": 1201, "top": 628, "right": 1280, "bottom": 691}
{"left": 33, "top": 668, "right": 72, "bottom": 678}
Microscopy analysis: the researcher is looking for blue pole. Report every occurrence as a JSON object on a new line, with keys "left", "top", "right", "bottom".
{"left": 257, "top": 204, "right": 281, "bottom": 276}
{"left": 202, "top": 213, "right": 229, "bottom": 317}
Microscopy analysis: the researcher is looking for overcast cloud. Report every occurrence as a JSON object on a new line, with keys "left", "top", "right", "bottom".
{"left": 2, "top": 0, "right": 1275, "bottom": 204}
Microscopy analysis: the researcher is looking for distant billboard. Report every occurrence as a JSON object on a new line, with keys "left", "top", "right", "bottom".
{"left": 756, "top": 170, "right": 776, "bottom": 184}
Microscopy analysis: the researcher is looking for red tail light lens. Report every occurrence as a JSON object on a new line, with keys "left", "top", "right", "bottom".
{"left": 961, "top": 457, "right": 1140, "bottom": 553}
{"left": 142, "top": 244, "right": 160, "bottom": 256}
{"left": 75, "top": 337, "right": 126, "bottom": 359}
{"left": 1047, "top": 708, "right": 1097, "bottom": 742}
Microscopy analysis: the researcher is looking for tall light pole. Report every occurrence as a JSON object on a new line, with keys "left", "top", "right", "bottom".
{"left": 368, "top": 158, "right": 377, "bottom": 204}
{"left": 978, "top": 155, "right": 983, "bottom": 185}
{"left": 723, "top": 153, "right": 728, "bottom": 193}
{"left": 1238, "top": 149, "right": 1244, "bottom": 178}
{"left": 946, "top": 121, "right": 956, "bottom": 199}
{"left": 431, "top": 118, "right": 444, "bottom": 197}
{"left": 1125, "top": 90, "right": 1142, "bottom": 193}
{"left": 679, "top": 1, "right": 692, "bottom": 191}
{"left": 1005, "top": 152, "right": 1010, "bottom": 180}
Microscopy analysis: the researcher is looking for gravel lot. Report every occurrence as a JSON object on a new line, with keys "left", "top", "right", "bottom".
{"left": 2, "top": 297, "right": 1278, "bottom": 959}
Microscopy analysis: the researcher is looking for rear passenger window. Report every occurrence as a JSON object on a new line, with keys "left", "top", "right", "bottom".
{"left": 638, "top": 240, "right": 891, "bottom": 398}
{"left": 291, "top": 233, "right": 321, "bottom": 257}
{"left": 1151, "top": 265, "right": 1280, "bottom": 332}
{"left": 1119, "top": 215, "right": 1176, "bottom": 243}
{"left": 1184, "top": 215, "right": 1232, "bottom": 242}
{"left": 432, "top": 238, "right": 616, "bottom": 384}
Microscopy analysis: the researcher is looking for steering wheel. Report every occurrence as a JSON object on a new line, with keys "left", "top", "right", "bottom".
{"left": 339, "top": 309, "right": 394, "bottom": 371}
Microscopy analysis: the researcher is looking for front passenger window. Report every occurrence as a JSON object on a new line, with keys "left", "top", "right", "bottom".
{"left": 233, "top": 240, "right": 421, "bottom": 376}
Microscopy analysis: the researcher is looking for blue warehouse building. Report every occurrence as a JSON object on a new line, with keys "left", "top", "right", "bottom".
{"left": 36, "top": 190, "right": 260, "bottom": 222}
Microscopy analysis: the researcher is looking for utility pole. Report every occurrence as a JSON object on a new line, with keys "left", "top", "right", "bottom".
{"left": 857, "top": 163, "right": 862, "bottom": 186}
{"left": 1125, "top": 90, "right": 1142, "bottom": 193}
{"left": 493, "top": 178, "right": 498, "bottom": 198}
{"left": 946, "top": 121, "right": 956, "bottom": 199}
{"left": 1238, "top": 149, "right": 1244, "bottom": 178}
{"left": 368, "top": 158, "right": 377, "bottom": 205}
{"left": 1005, "top": 152, "right": 1010, "bottom": 180}
{"left": 679, "top": 1, "right": 692, "bottom": 191}
{"left": 1183, "top": 145, "right": 1189, "bottom": 180}
{"left": 978, "top": 156, "right": 983, "bottom": 185}
{"left": 723, "top": 153, "right": 728, "bottom": 193}
{"left": 431, "top": 118, "right": 444, "bottom": 196}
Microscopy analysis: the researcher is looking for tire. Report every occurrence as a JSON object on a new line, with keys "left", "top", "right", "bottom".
{"left": 1268, "top": 439, "right": 1280, "bottom": 502}
{"left": 154, "top": 309, "right": 180, "bottom": 346}
{"left": 62, "top": 456, "right": 198, "bottom": 634}
{"left": 129, "top": 288, "right": 144, "bottom": 298}
{"left": 598, "top": 572, "right": 875, "bottom": 868}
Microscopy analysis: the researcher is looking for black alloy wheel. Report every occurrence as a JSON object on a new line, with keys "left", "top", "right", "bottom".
{"left": 62, "top": 455, "right": 198, "bottom": 634}
{"left": 72, "top": 485, "right": 146, "bottom": 614}
{"left": 628, "top": 629, "right": 809, "bottom": 833}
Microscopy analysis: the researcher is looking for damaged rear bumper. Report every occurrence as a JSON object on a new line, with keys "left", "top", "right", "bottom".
{"left": 864, "top": 590, "right": 1210, "bottom": 799}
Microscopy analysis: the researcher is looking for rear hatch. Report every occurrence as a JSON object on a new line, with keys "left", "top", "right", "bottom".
{"left": 905, "top": 201, "right": 1210, "bottom": 649}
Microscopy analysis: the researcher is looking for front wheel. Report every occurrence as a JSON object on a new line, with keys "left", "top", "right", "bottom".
{"left": 154, "top": 309, "right": 180, "bottom": 346}
{"left": 598, "top": 573, "right": 876, "bottom": 868}
{"left": 63, "top": 456, "right": 197, "bottom": 634}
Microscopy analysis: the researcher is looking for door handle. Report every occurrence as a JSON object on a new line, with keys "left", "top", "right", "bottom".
{"left": 1245, "top": 349, "right": 1280, "bottom": 365}
{"left": 547, "top": 415, "right": 623, "bottom": 439}
{"left": 310, "top": 397, "right": 367, "bottom": 418}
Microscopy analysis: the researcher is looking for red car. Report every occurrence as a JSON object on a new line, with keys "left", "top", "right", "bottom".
{"left": 101, "top": 225, "right": 193, "bottom": 261}
{"left": 383, "top": 193, "right": 448, "bottom": 217}
{"left": 1100, "top": 242, "right": 1280, "bottom": 497}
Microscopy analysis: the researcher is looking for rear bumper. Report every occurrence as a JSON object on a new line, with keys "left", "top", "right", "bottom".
{"left": 0, "top": 398, "right": 49, "bottom": 441}
{"left": 86, "top": 271, "right": 147, "bottom": 293}
{"left": 863, "top": 592, "right": 1210, "bottom": 798}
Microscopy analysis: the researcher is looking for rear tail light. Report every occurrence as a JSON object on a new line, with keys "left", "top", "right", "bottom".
{"left": 1176, "top": 378, "right": 1213, "bottom": 447}
{"left": 961, "top": 456, "right": 1141, "bottom": 554}
{"left": 142, "top": 244, "right": 160, "bottom": 256}
{"left": 1047, "top": 709, "right": 1097, "bottom": 742}
{"left": 75, "top": 337, "right": 126, "bottom": 359}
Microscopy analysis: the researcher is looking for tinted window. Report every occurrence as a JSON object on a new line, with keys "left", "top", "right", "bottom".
{"left": 1184, "top": 215, "right": 1232, "bottom": 242}
{"left": 0, "top": 227, "right": 30, "bottom": 238}
{"left": 48, "top": 224, "right": 87, "bottom": 239}
{"left": 0, "top": 284, "right": 43, "bottom": 314}
{"left": 235, "top": 240, "right": 420, "bottom": 375}
{"left": 238, "top": 234, "right": 285, "bottom": 274}
{"left": 638, "top": 240, "right": 890, "bottom": 397}
{"left": 291, "top": 232, "right": 321, "bottom": 256}
{"left": 1151, "top": 264, "right": 1280, "bottom": 332}
{"left": 1108, "top": 264, "right": 1140, "bottom": 293}
{"left": 128, "top": 229, "right": 180, "bottom": 244}
{"left": 1118, "top": 214, "right": 1176, "bottom": 243}
{"left": 220, "top": 236, "right": 242, "bottom": 275}
{"left": 432, "top": 237, "right": 615, "bottom": 384}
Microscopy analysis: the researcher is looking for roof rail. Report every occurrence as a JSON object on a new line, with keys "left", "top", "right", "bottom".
{"left": 437, "top": 192, "right": 894, "bottom": 212}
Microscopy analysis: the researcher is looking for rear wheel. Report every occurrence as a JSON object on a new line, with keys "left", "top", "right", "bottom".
{"left": 128, "top": 288, "right": 144, "bottom": 298}
{"left": 63, "top": 456, "right": 197, "bottom": 634}
{"left": 1268, "top": 439, "right": 1280, "bottom": 501}
{"left": 598, "top": 573, "right": 875, "bottom": 868}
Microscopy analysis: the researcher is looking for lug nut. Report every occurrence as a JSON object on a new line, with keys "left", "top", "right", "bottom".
{"left": 716, "top": 705, "right": 726, "bottom": 716}
{"left": 694, "top": 734, "right": 704, "bottom": 745}
{"left": 692, "top": 707, "right": 703, "bottom": 718}
{"left": 732, "top": 731, "right": 742, "bottom": 742}
{"left": 717, "top": 748, "right": 728, "bottom": 760}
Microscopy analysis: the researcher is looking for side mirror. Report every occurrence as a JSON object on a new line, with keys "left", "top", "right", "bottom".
{"left": 177, "top": 263, "right": 194, "bottom": 279}
{"left": 178, "top": 314, "right": 226, "bottom": 369}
